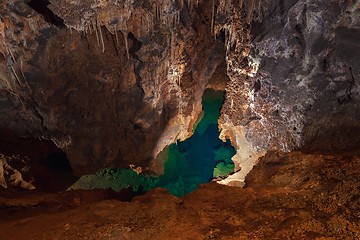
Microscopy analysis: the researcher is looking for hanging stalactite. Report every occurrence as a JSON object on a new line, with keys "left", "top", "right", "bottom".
{"left": 92, "top": 20, "right": 100, "bottom": 48}
{"left": 97, "top": 18, "right": 105, "bottom": 53}
{"left": 211, "top": 0, "right": 215, "bottom": 33}
{"left": 114, "top": 28, "right": 119, "bottom": 47}
{"left": 123, "top": 31, "right": 130, "bottom": 59}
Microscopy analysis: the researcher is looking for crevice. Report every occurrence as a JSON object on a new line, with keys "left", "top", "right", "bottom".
{"left": 349, "top": 66, "right": 356, "bottom": 85}
{"left": 218, "top": 28, "right": 226, "bottom": 44}
{"left": 32, "top": 100, "right": 46, "bottom": 131}
{"left": 128, "top": 32, "right": 142, "bottom": 59}
{"left": 128, "top": 32, "right": 144, "bottom": 95}
{"left": 27, "top": 0, "right": 65, "bottom": 27}
{"left": 338, "top": 67, "right": 356, "bottom": 105}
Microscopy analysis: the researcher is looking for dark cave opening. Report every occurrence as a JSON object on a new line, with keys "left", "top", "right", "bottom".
{"left": 27, "top": 0, "right": 65, "bottom": 27}
{"left": 40, "top": 152, "right": 73, "bottom": 174}
{"left": 0, "top": 131, "right": 78, "bottom": 194}
{"left": 36, "top": 148, "right": 78, "bottom": 192}
{"left": 127, "top": 32, "right": 143, "bottom": 58}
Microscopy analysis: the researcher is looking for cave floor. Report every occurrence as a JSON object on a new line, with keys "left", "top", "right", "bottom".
{"left": 1, "top": 150, "right": 360, "bottom": 239}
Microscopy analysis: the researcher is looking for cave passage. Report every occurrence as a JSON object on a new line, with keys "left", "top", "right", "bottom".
{"left": 69, "top": 89, "right": 235, "bottom": 197}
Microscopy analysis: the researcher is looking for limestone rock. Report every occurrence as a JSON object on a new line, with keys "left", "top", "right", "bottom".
{"left": 0, "top": 0, "right": 359, "bottom": 182}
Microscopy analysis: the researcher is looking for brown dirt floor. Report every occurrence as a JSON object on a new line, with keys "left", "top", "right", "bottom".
{"left": 0, "top": 150, "right": 360, "bottom": 239}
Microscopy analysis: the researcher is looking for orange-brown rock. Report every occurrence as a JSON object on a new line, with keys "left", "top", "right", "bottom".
{"left": 1, "top": 150, "right": 359, "bottom": 239}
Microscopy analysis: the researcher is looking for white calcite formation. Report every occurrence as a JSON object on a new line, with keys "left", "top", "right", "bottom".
{"left": 0, "top": 154, "right": 35, "bottom": 190}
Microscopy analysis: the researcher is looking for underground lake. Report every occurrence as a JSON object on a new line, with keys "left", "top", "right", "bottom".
{"left": 69, "top": 89, "right": 236, "bottom": 197}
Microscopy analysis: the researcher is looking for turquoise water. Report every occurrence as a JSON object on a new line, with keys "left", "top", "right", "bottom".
{"left": 69, "top": 89, "right": 235, "bottom": 197}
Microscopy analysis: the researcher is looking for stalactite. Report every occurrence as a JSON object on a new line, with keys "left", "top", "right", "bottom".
{"left": 246, "top": 0, "right": 255, "bottom": 24}
{"left": 114, "top": 28, "right": 119, "bottom": 46}
{"left": 4, "top": 41, "right": 25, "bottom": 83}
{"left": 257, "top": 0, "right": 263, "bottom": 22}
{"left": 97, "top": 19, "right": 105, "bottom": 53}
{"left": 178, "top": 75, "right": 182, "bottom": 114}
{"left": 225, "top": 28, "right": 230, "bottom": 56}
{"left": 146, "top": 14, "right": 150, "bottom": 33}
{"left": 170, "top": 31, "right": 174, "bottom": 62}
{"left": 5, "top": 42, "right": 15, "bottom": 63}
{"left": 155, "top": 3, "right": 157, "bottom": 22}
{"left": 233, "top": 24, "right": 237, "bottom": 46}
{"left": 211, "top": 0, "right": 215, "bottom": 33}
{"left": 83, "top": 30, "right": 86, "bottom": 43}
{"left": 172, "top": 13, "right": 176, "bottom": 27}
{"left": 149, "top": 11, "right": 156, "bottom": 32}
{"left": 10, "top": 65, "right": 21, "bottom": 86}
{"left": 160, "top": 3, "right": 163, "bottom": 23}
{"left": 123, "top": 31, "right": 130, "bottom": 59}
{"left": 228, "top": 27, "right": 233, "bottom": 53}
{"left": 19, "top": 57, "right": 26, "bottom": 81}
{"left": 92, "top": 20, "right": 100, "bottom": 47}
{"left": 88, "top": 24, "right": 92, "bottom": 34}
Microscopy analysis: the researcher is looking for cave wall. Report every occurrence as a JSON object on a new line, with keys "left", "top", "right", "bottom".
{"left": 0, "top": 0, "right": 226, "bottom": 175}
{"left": 246, "top": 0, "right": 360, "bottom": 151}
{"left": 0, "top": 0, "right": 359, "bottom": 182}
{"left": 214, "top": 0, "right": 360, "bottom": 185}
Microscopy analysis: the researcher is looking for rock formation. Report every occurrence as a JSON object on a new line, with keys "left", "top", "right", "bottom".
{"left": 0, "top": 0, "right": 359, "bottom": 185}
{"left": 219, "top": 0, "right": 360, "bottom": 185}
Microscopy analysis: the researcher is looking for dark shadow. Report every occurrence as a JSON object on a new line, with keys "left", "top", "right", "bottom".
{"left": 40, "top": 152, "right": 72, "bottom": 174}
{"left": 0, "top": 130, "right": 78, "bottom": 195}
{"left": 27, "top": 0, "right": 65, "bottom": 27}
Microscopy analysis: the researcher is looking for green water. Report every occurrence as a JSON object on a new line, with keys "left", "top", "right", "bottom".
{"left": 69, "top": 89, "right": 235, "bottom": 197}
